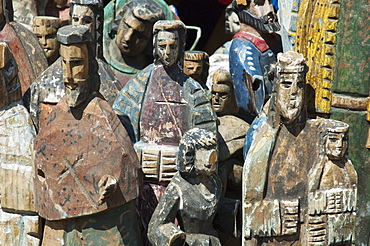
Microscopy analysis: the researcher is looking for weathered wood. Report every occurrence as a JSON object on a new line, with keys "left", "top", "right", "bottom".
{"left": 33, "top": 16, "right": 61, "bottom": 65}
{"left": 103, "top": 0, "right": 172, "bottom": 86}
{"left": 148, "top": 128, "right": 238, "bottom": 246}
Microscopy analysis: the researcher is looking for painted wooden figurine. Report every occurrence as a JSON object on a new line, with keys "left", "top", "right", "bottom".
{"left": 0, "top": 42, "right": 40, "bottom": 245}
{"left": 183, "top": 50, "right": 210, "bottom": 90}
{"left": 0, "top": 0, "right": 48, "bottom": 96}
{"left": 307, "top": 120, "right": 357, "bottom": 245}
{"left": 113, "top": 20, "right": 217, "bottom": 182}
{"left": 113, "top": 20, "right": 217, "bottom": 243}
{"left": 30, "top": 0, "right": 122, "bottom": 129}
{"left": 33, "top": 25, "right": 142, "bottom": 245}
{"left": 33, "top": 16, "right": 61, "bottom": 65}
{"left": 242, "top": 51, "right": 341, "bottom": 245}
{"left": 229, "top": 0, "right": 282, "bottom": 120}
{"left": 103, "top": 0, "right": 167, "bottom": 87}
{"left": 211, "top": 69, "right": 249, "bottom": 199}
{"left": 148, "top": 128, "right": 239, "bottom": 246}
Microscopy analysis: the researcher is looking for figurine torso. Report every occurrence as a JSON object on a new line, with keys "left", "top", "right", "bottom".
{"left": 140, "top": 64, "right": 190, "bottom": 145}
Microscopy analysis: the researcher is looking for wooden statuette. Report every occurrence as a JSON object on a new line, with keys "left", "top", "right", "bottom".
{"left": 0, "top": 42, "right": 40, "bottom": 245}
{"left": 33, "top": 25, "right": 142, "bottom": 245}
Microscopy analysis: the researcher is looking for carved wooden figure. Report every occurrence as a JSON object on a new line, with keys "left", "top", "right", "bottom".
{"left": 183, "top": 50, "right": 210, "bottom": 90}
{"left": 0, "top": 42, "right": 40, "bottom": 245}
{"left": 307, "top": 120, "right": 357, "bottom": 245}
{"left": 148, "top": 128, "right": 239, "bottom": 246}
{"left": 0, "top": 0, "right": 48, "bottom": 96}
{"left": 242, "top": 51, "right": 349, "bottom": 245}
{"left": 211, "top": 69, "right": 249, "bottom": 199}
{"left": 30, "top": 0, "right": 122, "bottom": 129}
{"left": 103, "top": 0, "right": 167, "bottom": 87}
{"left": 33, "top": 25, "right": 142, "bottom": 245}
{"left": 113, "top": 20, "right": 217, "bottom": 243}
{"left": 229, "top": 0, "right": 282, "bottom": 120}
{"left": 33, "top": 16, "right": 61, "bottom": 65}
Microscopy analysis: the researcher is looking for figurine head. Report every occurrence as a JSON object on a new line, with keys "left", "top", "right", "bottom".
{"left": 225, "top": 3, "right": 240, "bottom": 35}
{"left": 33, "top": 16, "right": 61, "bottom": 64}
{"left": 112, "top": 0, "right": 164, "bottom": 56}
{"left": 325, "top": 122, "right": 349, "bottom": 161}
{"left": 177, "top": 128, "right": 218, "bottom": 175}
{"left": 58, "top": 25, "right": 93, "bottom": 107}
{"left": 275, "top": 51, "right": 307, "bottom": 124}
{"left": 70, "top": 0, "right": 103, "bottom": 58}
{"left": 0, "top": 42, "right": 21, "bottom": 109}
{"left": 183, "top": 51, "right": 209, "bottom": 85}
{"left": 234, "top": 0, "right": 280, "bottom": 33}
{"left": 211, "top": 69, "right": 238, "bottom": 116}
{"left": 153, "top": 20, "right": 186, "bottom": 67}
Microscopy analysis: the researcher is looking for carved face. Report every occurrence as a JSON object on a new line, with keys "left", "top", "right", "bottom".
{"left": 248, "top": 0, "right": 275, "bottom": 18}
{"left": 60, "top": 43, "right": 89, "bottom": 107}
{"left": 194, "top": 149, "right": 218, "bottom": 174}
{"left": 276, "top": 72, "right": 305, "bottom": 123}
{"left": 33, "top": 21, "right": 59, "bottom": 63}
{"left": 212, "top": 84, "right": 232, "bottom": 115}
{"left": 71, "top": 5, "right": 95, "bottom": 39}
{"left": 183, "top": 60, "right": 203, "bottom": 82}
{"left": 225, "top": 11, "right": 240, "bottom": 35}
{"left": 326, "top": 132, "right": 348, "bottom": 160}
{"left": 156, "top": 30, "right": 179, "bottom": 66}
{"left": 115, "top": 11, "right": 150, "bottom": 56}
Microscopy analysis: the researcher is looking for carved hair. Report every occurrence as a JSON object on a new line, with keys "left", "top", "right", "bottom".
{"left": 111, "top": 0, "right": 165, "bottom": 36}
{"left": 177, "top": 128, "right": 218, "bottom": 173}
{"left": 153, "top": 20, "right": 186, "bottom": 64}
{"left": 33, "top": 16, "right": 61, "bottom": 29}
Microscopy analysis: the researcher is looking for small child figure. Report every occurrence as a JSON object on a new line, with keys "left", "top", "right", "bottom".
{"left": 148, "top": 128, "right": 239, "bottom": 246}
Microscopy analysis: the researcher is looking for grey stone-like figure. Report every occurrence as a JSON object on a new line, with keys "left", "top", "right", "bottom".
{"left": 30, "top": 0, "right": 121, "bottom": 129}
{"left": 148, "top": 128, "right": 239, "bottom": 246}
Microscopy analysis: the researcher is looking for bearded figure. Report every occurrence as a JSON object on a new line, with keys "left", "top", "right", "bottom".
{"left": 229, "top": 0, "right": 282, "bottom": 122}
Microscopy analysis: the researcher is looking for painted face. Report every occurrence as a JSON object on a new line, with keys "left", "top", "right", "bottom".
{"left": 115, "top": 11, "right": 150, "bottom": 56}
{"left": 60, "top": 43, "right": 89, "bottom": 107}
{"left": 225, "top": 11, "right": 240, "bottom": 35}
{"left": 33, "top": 21, "right": 59, "bottom": 63}
{"left": 183, "top": 60, "right": 203, "bottom": 82}
{"left": 212, "top": 84, "right": 232, "bottom": 115}
{"left": 71, "top": 5, "right": 95, "bottom": 39}
{"left": 276, "top": 72, "right": 305, "bottom": 123}
{"left": 248, "top": 0, "right": 275, "bottom": 18}
{"left": 326, "top": 132, "right": 348, "bottom": 160}
{"left": 193, "top": 149, "right": 218, "bottom": 174}
{"left": 156, "top": 30, "right": 179, "bottom": 66}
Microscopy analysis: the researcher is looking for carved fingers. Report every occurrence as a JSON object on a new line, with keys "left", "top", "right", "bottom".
{"left": 98, "top": 174, "right": 117, "bottom": 205}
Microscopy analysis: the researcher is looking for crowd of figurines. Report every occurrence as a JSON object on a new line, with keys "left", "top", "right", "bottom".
{"left": 0, "top": 0, "right": 367, "bottom": 245}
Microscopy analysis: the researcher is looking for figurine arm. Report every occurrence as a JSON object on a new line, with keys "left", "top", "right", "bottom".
{"left": 148, "top": 183, "right": 186, "bottom": 246}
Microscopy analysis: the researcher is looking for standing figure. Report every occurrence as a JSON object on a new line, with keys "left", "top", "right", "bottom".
{"left": 211, "top": 69, "right": 249, "bottom": 199}
{"left": 33, "top": 25, "right": 142, "bottom": 246}
{"left": 0, "top": 0, "right": 48, "bottom": 96}
{"left": 30, "top": 0, "right": 122, "bottom": 129}
{"left": 33, "top": 16, "right": 61, "bottom": 65}
{"left": 242, "top": 51, "right": 333, "bottom": 245}
{"left": 307, "top": 120, "right": 357, "bottom": 245}
{"left": 113, "top": 20, "right": 217, "bottom": 243}
{"left": 148, "top": 128, "right": 239, "bottom": 246}
{"left": 103, "top": 0, "right": 167, "bottom": 86}
{"left": 229, "top": 0, "right": 282, "bottom": 120}
{"left": 0, "top": 42, "right": 40, "bottom": 245}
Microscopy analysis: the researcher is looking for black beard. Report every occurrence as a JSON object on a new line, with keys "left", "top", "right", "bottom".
{"left": 238, "top": 9, "right": 281, "bottom": 33}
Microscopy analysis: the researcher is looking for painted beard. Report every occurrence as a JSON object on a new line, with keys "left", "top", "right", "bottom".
{"left": 64, "top": 80, "right": 89, "bottom": 107}
{"left": 238, "top": 9, "right": 281, "bottom": 33}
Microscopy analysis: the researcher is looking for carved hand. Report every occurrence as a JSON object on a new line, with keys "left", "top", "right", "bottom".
{"left": 98, "top": 175, "right": 118, "bottom": 205}
{"left": 280, "top": 200, "right": 299, "bottom": 235}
